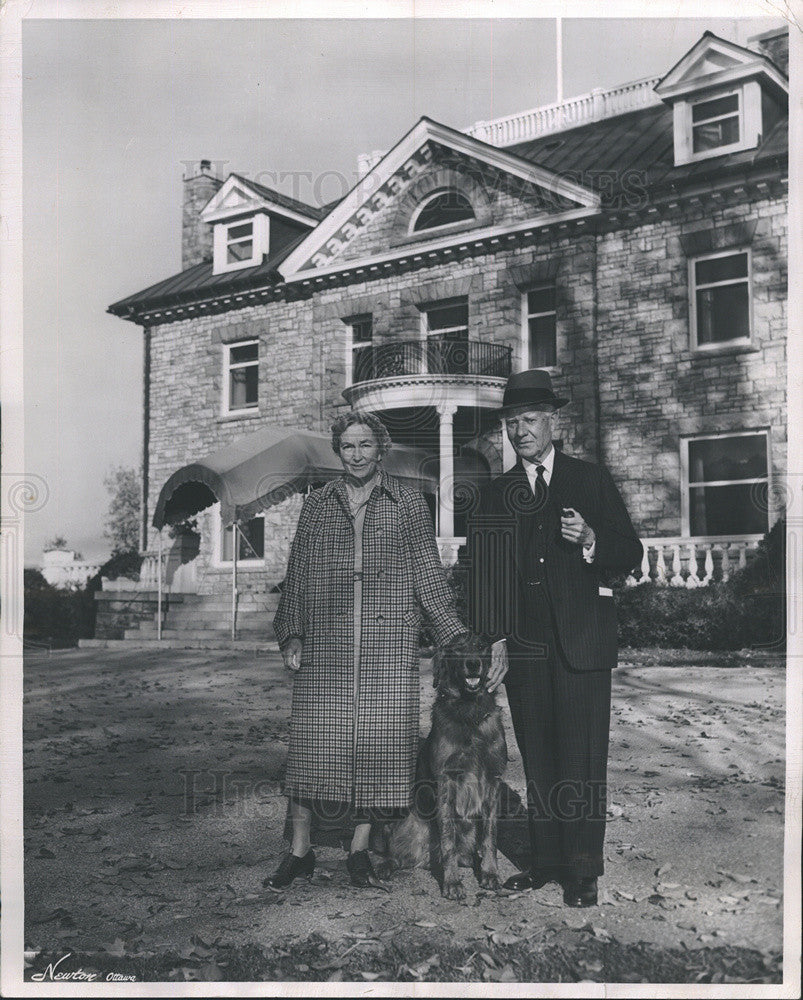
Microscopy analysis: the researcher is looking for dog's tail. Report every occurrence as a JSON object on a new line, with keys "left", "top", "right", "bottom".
{"left": 388, "top": 811, "right": 430, "bottom": 869}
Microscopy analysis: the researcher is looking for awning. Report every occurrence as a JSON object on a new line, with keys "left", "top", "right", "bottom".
{"left": 152, "top": 424, "right": 489, "bottom": 529}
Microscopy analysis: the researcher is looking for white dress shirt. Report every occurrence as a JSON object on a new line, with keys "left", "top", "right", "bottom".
{"left": 522, "top": 447, "right": 596, "bottom": 562}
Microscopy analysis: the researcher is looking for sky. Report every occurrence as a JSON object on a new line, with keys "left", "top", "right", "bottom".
{"left": 20, "top": 9, "right": 788, "bottom": 565}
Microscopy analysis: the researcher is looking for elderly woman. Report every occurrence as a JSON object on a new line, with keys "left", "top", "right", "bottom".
{"left": 267, "top": 410, "right": 467, "bottom": 889}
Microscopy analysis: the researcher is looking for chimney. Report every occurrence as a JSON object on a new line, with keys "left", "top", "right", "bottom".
{"left": 182, "top": 160, "right": 224, "bottom": 270}
{"left": 747, "top": 26, "right": 789, "bottom": 77}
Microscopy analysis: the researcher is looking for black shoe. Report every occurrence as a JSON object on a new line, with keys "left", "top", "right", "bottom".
{"left": 502, "top": 869, "right": 552, "bottom": 891}
{"left": 562, "top": 876, "right": 598, "bottom": 907}
{"left": 347, "top": 849, "right": 378, "bottom": 888}
{"left": 263, "top": 849, "right": 315, "bottom": 891}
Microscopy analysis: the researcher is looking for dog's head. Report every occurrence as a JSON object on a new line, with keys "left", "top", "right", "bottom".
{"left": 434, "top": 633, "right": 491, "bottom": 699}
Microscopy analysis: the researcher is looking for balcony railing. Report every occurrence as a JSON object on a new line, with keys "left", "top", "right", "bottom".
{"left": 352, "top": 338, "right": 512, "bottom": 385}
{"left": 465, "top": 76, "right": 663, "bottom": 147}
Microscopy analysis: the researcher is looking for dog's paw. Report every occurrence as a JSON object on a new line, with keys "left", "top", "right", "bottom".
{"left": 442, "top": 876, "right": 466, "bottom": 901}
{"left": 478, "top": 870, "right": 500, "bottom": 891}
{"left": 374, "top": 859, "right": 396, "bottom": 881}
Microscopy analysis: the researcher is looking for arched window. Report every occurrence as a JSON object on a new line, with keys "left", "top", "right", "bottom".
{"left": 412, "top": 190, "right": 475, "bottom": 232}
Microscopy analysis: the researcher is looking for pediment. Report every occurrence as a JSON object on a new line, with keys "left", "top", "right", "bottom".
{"left": 655, "top": 31, "right": 788, "bottom": 102}
{"left": 278, "top": 117, "right": 599, "bottom": 278}
{"left": 201, "top": 176, "right": 268, "bottom": 222}
{"left": 201, "top": 174, "right": 318, "bottom": 227}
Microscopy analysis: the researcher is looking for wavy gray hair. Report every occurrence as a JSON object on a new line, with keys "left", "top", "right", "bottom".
{"left": 331, "top": 410, "right": 392, "bottom": 458}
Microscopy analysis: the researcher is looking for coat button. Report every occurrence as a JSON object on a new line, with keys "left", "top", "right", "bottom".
{"left": 376, "top": 614, "right": 385, "bottom": 622}
{"left": 539, "top": 557, "right": 545, "bottom": 563}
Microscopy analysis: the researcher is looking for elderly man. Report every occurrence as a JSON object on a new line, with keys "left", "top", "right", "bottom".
{"left": 468, "top": 369, "right": 643, "bottom": 906}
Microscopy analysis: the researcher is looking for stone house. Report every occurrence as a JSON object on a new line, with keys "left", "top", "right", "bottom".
{"left": 105, "top": 28, "right": 788, "bottom": 639}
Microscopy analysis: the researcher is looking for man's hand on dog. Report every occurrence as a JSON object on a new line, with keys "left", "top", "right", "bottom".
{"left": 282, "top": 637, "right": 303, "bottom": 672}
{"left": 488, "top": 639, "right": 508, "bottom": 692}
{"left": 561, "top": 507, "right": 595, "bottom": 547}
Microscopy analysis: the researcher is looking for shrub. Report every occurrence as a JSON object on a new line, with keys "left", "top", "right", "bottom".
{"left": 89, "top": 549, "right": 143, "bottom": 585}
{"left": 617, "top": 518, "right": 786, "bottom": 651}
{"left": 24, "top": 575, "right": 96, "bottom": 650}
{"left": 615, "top": 582, "right": 784, "bottom": 652}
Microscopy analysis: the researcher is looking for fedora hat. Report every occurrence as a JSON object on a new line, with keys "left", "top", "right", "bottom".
{"left": 499, "top": 369, "right": 569, "bottom": 414}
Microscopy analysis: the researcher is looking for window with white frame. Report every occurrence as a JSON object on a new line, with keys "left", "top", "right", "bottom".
{"left": 690, "top": 92, "right": 741, "bottom": 155}
{"left": 347, "top": 316, "right": 374, "bottom": 384}
{"left": 524, "top": 285, "right": 557, "bottom": 368}
{"left": 412, "top": 190, "right": 475, "bottom": 232}
{"left": 672, "top": 81, "right": 766, "bottom": 166}
{"left": 683, "top": 431, "right": 769, "bottom": 537}
{"left": 224, "top": 340, "right": 259, "bottom": 413}
{"left": 219, "top": 513, "right": 265, "bottom": 564}
{"left": 690, "top": 250, "right": 751, "bottom": 350}
{"left": 226, "top": 221, "right": 254, "bottom": 264}
{"left": 423, "top": 298, "right": 469, "bottom": 374}
{"left": 212, "top": 213, "right": 270, "bottom": 274}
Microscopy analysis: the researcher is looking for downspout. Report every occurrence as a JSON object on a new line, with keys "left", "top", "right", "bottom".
{"left": 141, "top": 324, "right": 151, "bottom": 552}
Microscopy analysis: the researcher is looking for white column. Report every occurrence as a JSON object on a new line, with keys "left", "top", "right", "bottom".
{"left": 437, "top": 403, "right": 458, "bottom": 541}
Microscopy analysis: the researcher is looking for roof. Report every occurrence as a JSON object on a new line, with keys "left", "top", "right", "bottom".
{"left": 108, "top": 232, "right": 305, "bottom": 317}
{"left": 229, "top": 173, "right": 329, "bottom": 221}
{"left": 655, "top": 30, "right": 788, "bottom": 93}
{"left": 111, "top": 91, "right": 787, "bottom": 321}
{"left": 507, "top": 102, "right": 787, "bottom": 204}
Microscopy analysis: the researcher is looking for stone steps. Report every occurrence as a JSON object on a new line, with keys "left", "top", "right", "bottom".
{"left": 95, "top": 588, "right": 281, "bottom": 647}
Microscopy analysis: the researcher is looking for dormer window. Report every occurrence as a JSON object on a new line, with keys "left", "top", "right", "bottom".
{"left": 691, "top": 92, "right": 740, "bottom": 154}
{"left": 411, "top": 190, "right": 475, "bottom": 233}
{"left": 671, "top": 83, "right": 761, "bottom": 165}
{"left": 226, "top": 221, "right": 254, "bottom": 264}
{"left": 212, "top": 213, "right": 269, "bottom": 273}
{"left": 655, "top": 31, "right": 787, "bottom": 168}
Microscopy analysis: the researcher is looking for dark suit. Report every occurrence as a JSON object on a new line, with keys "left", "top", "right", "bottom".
{"left": 468, "top": 450, "right": 643, "bottom": 878}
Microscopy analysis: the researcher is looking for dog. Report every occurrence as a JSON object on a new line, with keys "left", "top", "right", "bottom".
{"left": 378, "top": 633, "right": 507, "bottom": 900}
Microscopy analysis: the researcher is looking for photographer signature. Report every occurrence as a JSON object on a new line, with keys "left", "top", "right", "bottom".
{"left": 30, "top": 952, "right": 136, "bottom": 982}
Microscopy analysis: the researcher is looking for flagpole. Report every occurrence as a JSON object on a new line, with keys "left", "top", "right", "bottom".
{"left": 556, "top": 17, "right": 563, "bottom": 105}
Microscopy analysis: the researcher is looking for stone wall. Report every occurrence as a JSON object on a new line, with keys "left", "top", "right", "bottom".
{"left": 596, "top": 195, "right": 787, "bottom": 535}
{"left": 94, "top": 591, "right": 161, "bottom": 640}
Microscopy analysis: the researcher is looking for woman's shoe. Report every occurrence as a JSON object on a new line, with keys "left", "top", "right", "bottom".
{"left": 263, "top": 849, "right": 315, "bottom": 891}
{"left": 347, "top": 849, "right": 378, "bottom": 888}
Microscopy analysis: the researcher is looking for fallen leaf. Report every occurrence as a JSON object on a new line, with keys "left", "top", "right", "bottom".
{"left": 486, "top": 963, "right": 517, "bottom": 982}
{"left": 101, "top": 938, "right": 127, "bottom": 958}
{"left": 490, "top": 931, "right": 521, "bottom": 946}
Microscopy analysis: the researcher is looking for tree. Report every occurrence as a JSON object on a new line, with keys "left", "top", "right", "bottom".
{"left": 44, "top": 535, "right": 68, "bottom": 551}
{"left": 103, "top": 465, "right": 142, "bottom": 555}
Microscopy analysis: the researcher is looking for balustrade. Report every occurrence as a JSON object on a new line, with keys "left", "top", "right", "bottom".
{"left": 625, "top": 536, "right": 760, "bottom": 588}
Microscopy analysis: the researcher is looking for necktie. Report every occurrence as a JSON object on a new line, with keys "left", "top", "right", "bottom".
{"left": 533, "top": 464, "right": 548, "bottom": 509}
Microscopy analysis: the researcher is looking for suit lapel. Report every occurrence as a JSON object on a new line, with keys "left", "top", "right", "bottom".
{"left": 503, "top": 461, "right": 539, "bottom": 577}
{"left": 548, "top": 449, "right": 571, "bottom": 509}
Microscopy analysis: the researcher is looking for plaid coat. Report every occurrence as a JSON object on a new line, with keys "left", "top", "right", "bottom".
{"left": 273, "top": 472, "right": 466, "bottom": 809}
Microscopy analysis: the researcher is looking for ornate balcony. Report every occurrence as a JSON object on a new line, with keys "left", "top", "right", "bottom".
{"left": 343, "top": 338, "right": 512, "bottom": 413}
{"left": 352, "top": 338, "right": 511, "bottom": 383}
